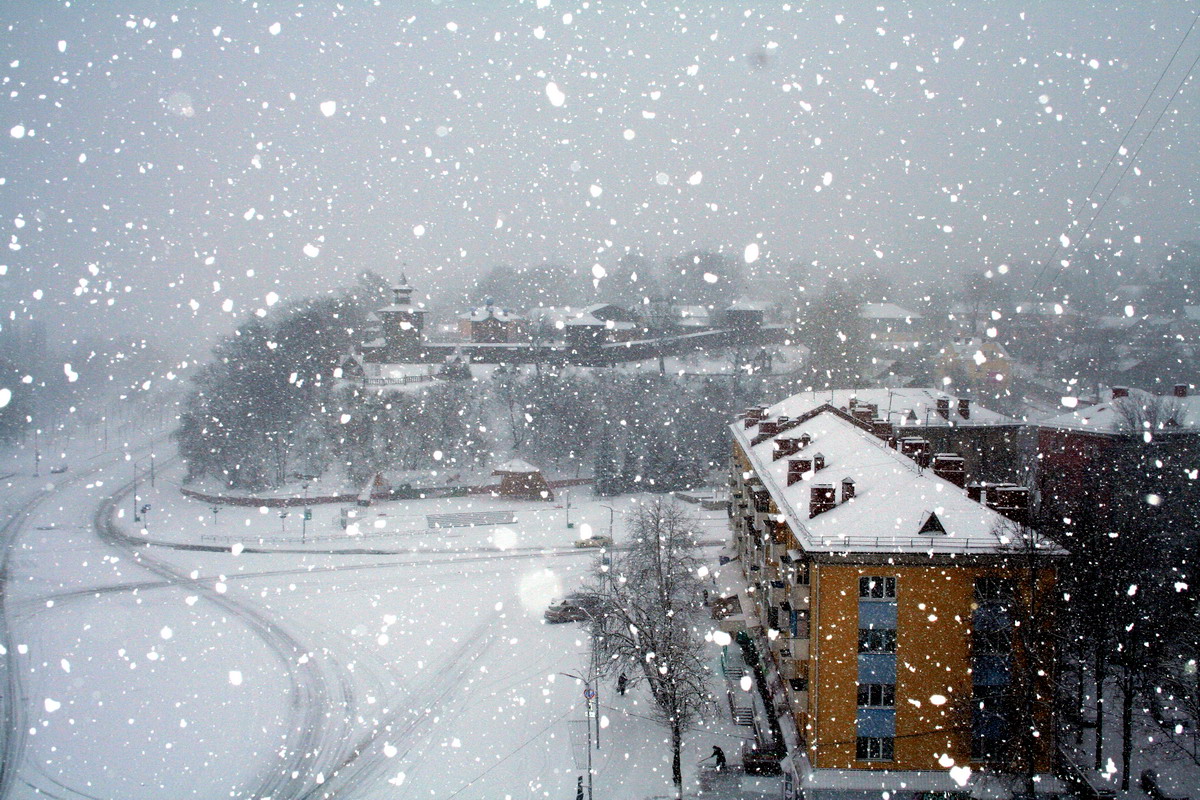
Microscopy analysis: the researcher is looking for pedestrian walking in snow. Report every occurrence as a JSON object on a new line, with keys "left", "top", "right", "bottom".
{"left": 709, "top": 745, "right": 726, "bottom": 771}
{"left": 617, "top": 672, "right": 627, "bottom": 696}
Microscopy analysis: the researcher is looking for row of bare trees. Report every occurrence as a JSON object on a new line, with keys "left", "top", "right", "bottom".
{"left": 1028, "top": 402, "right": 1200, "bottom": 790}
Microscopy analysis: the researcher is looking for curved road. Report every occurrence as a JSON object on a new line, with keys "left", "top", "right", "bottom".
{"left": 0, "top": 450, "right": 346, "bottom": 800}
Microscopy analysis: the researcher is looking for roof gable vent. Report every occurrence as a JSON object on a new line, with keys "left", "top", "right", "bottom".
{"left": 918, "top": 511, "right": 946, "bottom": 535}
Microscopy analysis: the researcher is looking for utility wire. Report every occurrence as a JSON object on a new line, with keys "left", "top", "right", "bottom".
{"left": 443, "top": 707, "right": 573, "bottom": 799}
{"left": 1030, "top": 10, "right": 1200, "bottom": 298}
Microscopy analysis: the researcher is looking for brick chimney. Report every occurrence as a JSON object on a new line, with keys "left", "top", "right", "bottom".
{"left": 871, "top": 418, "right": 894, "bottom": 441}
{"left": 900, "top": 437, "right": 931, "bottom": 468}
{"left": 743, "top": 406, "right": 768, "bottom": 428}
{"left": 809, "top": 484, "right": 836, "bottom": 517}
{"left": 799, "top": 433, "right": 812, "bottom": 449}
{"left": 812, "top": 452, "right": 826, "bottom": 472}
{"left": 841, "top": 477, "right": 856, "bottom": 502}
{"left": 1175, "top": 384, "right": 1189, "bottom": 398}
{"left": 986, "top": 484, "right": 1031, "bottom": 526}
{"left": 773, "top": 438, "right": 802, "bottom": 461}
{"left": 787, "top": 458, "right": 813, "bottom": 486}
{"left": 931, "top": 453, "right": 966, "bottom": 488}
{"left": 966, "top": 482, "right": 983, "bottom": 503}
{"left": 759, "top": 419, "right": 780, "bottom": 436}
{"left": 958, "top": 398, "right": 971, "bottom": 420}
{"left": 936, "top": 397, "right": 950, "bottom": 420}
{"left": 852, "top": 407, "right": 874, "bottom": 425}
{"left": 1113, "top": 386, "right": 1129, "bottom": 399}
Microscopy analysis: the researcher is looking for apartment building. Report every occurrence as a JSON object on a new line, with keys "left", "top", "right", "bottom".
{"left": 725, "top": 397, "right": 1059, "bottom": 799}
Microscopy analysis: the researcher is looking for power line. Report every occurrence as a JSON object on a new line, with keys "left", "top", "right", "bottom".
{"left": 1030, "top": 9, "right": 1200, "bottom": 298}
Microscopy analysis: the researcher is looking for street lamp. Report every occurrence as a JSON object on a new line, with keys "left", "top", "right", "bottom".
{"left": 294, "top": 472, "right": 320, "bottom": 545}
{"left": 598, "top": 504, "right": 616, "bottom": 540}
{"left": 560, "top": 670, "right": 595, "bottom": 800}
{"left": 132, "top": 454, "right": 155, "bottom": 525}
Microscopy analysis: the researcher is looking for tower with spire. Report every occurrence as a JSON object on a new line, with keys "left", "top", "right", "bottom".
{"left": 372, "top": 272, "right": 426, "bottom": 361}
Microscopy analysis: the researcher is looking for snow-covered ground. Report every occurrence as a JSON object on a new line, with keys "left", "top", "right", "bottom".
{"left": 2, "top": 437, "right": 755, "bottom": 799}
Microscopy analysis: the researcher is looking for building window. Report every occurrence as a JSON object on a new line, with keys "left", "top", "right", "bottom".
{"left": 857, "top": 683, "right": 896, "bottom": 707}
{"left": 858, "top": 628, "right": 897, "bottom": 653}
{"left": 974, "top": 576, "right": 1012, "bottom": 603}
{"left": 972, "top": 685, "right": 1009, "bottom": 760}
{"left": 856, "top": 736, "right": 894, "bottom": 761}
{"left": 859, "top": 576, "right": 897, "bottom": 599}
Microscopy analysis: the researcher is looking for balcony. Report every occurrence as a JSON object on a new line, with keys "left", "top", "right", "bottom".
{"left": 777, "top": 637, "right": 809, "bottom": 662}
{"left": 790, "top": 584, "right": 810, "bottom": 606}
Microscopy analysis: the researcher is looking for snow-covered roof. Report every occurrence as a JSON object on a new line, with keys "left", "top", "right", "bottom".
{"left": 565, "top": 312, "right": 634, "bottom": 330}
{"left": 463, "top": 305, "right": 523, "bottom": 323}
{"left": 860, "top": 302, "right": 921, "bottom": 320}
{"left": 1011, "top": 301, "right": 1078, "bottom": 317}
{"left": 945, "top": 337, "right": 1009, "bottom": 359}
{"left": 732, "top": 405, "right": 1033, "bottom": 555}
{"left": 675, "top": 305, "right": 710, "bottom": 320}
{"left": 1184, "top": 306, "right": 1200, "bottom": 322}
{"left": 493, "top": 459, "right": 540, "bottom": 474}
{"left": 757, "top": 388, "right": 1016, "bottom": 428}
{"left": 1039, "top": 387, "right": 1199, "bottom": 433}
{"left": 565, "top": 312, "right": 604, "bottom": 327}
{"left": 726, "top": 297, "right": 771, "bottom": 312}
{"left": 364, "top": 363, "right": 434, "bottom": 380}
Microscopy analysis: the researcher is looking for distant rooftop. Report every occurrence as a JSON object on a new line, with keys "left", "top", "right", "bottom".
{"left": 759, "top": 388, "right": 1016, "bottom": 428}
{"left": 860, "top": 302, "right": 921, "bottom": 320}
{"left": 1039, "top": 386, "right": 1198, "bottom": 434}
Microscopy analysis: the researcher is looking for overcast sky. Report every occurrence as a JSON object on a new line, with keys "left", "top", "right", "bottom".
{"left": 2, "top": 1, "right": 1199, "bottom": 358}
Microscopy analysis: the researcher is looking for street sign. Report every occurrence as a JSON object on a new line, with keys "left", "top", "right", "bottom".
{"left": 584, "top": 687, "right": 596, "bottom": 700}
{"left": 304, "top": 508, "right": 312, "bottom": 520}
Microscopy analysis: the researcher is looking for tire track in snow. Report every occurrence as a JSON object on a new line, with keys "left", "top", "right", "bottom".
{"left": 95, "top": 478, "right": 347, "bottom": 800}
{"left": 296, "top": 610, "right": 503, "bottom": 799}
{"left": 0, "top": 440, "right": 165, "bottom": 800}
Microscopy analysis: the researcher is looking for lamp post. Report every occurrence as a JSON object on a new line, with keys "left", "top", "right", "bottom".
{"left": 33, "top": 428, "right": 41, "bottom": 477}
{"left": 302, "top": 482, "right": 309, "bottom": 544}
{"left": 560, "top": 670, "right": 594, "bottom": 800}
{"left": 598, "top": 504, "right": 615, "bottom": 540}
{"left": 294, "top": 472, "right": 319, "bottom": 545}
{"left": 131, "top": 454, "right": 155, "bottom": 523}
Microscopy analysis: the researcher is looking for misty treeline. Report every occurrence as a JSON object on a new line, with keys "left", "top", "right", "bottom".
{"left": 175, "top": 278, "right": 767, "bottom": 491}
{"left": 0, "top": 321, "right": 169, "bottom": 445}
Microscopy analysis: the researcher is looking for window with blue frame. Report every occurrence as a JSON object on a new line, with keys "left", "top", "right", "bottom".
{"left": 857, "top": 683, "right": 896, "bottom": 707}
{"left": 858, "top": 628, "right": 897, "bottom": 653}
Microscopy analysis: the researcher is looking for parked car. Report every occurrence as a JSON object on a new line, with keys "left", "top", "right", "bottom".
{"left": 49, "top": 463, "right": 68, "bottom": 474}
{"left": 574, "top": 534, "right": 612, "bottom": 548}
{"left": 544, "top": 592, "right": 602, "bottom": 624}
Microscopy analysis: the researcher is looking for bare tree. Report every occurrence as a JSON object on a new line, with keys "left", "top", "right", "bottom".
{"left": 1112, "top": 394, "right": 1186, "bottom": 435}
{"left": 590, "top": 498, "right": 714, "bottom": 798}
{"left": 994, "top": 521, "right": 1064, "bottom": 797}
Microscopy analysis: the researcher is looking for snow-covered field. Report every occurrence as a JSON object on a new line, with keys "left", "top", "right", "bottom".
{"left": 1, "top": 438, "right": 753, "bottom": 799}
